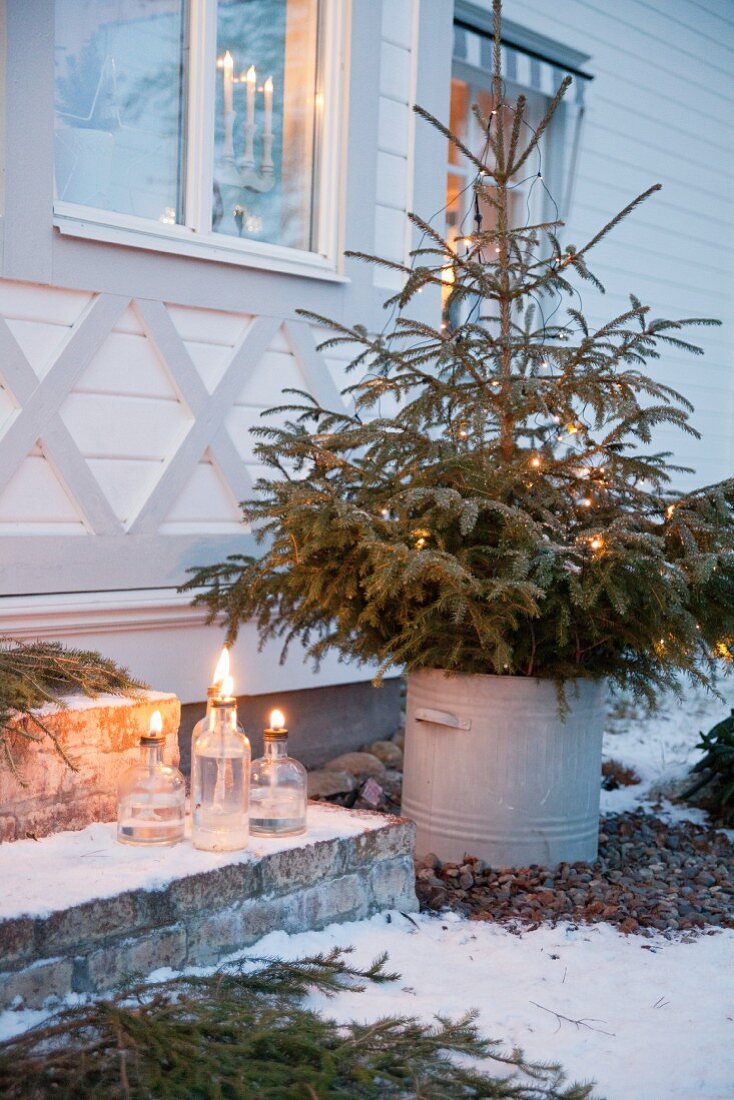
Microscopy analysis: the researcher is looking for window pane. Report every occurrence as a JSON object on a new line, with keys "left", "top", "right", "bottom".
{"left": 54, "top": 1, "right": 185, "bottom": 223}
{"left": 213, "top": 0, "right": 319, "bottom": 251}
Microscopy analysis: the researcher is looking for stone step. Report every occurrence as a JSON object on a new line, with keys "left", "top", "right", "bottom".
{"left": 0, "top": 803, "right": 418, "bottom": 1009}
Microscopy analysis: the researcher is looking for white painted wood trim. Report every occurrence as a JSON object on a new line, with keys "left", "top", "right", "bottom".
{"left": 53, "top": 208, "right": 349, "bottom": 283}
{"left": 184, "top": 0, "right": 218, "bottom": 236}
{"left": 0, "top": 588, "right": 212, "bottom": 639}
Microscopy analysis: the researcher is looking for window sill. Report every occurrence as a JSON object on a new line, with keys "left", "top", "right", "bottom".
{"left": 53, "top": 206, "right": 349, "bottom": 284}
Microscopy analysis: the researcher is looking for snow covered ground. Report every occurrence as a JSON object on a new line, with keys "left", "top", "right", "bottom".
{"left": 2, "top": 680, "right": 733, "bottom": 1098}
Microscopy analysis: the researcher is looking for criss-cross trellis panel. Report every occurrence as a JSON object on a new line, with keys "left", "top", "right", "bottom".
{"left": 0, "top": 288, "right": 348, "bottom": 594}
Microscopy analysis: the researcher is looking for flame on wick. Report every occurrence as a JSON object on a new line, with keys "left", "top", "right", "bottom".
{"left": 149, "top": 710, "right": 163, "bottom": 735}
{"left": 213, "top": 647, "right": 230, "bottom": 686}
{"left": 270, "top": 708, "right": 286, "bottom": 729}
{"left": 221, "top": 675, "right": 234, "bottom": 698}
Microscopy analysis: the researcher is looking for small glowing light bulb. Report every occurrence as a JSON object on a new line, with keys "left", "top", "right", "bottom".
{"left": 270, "top": 708, "right": 286, "bottom": 729}
{"left": 381, "top": 508, "right": 390, "bottom": 519}
{"left": 666, "top": 505, "right": 675, "bottom": 518}
{"left": 581, "top": 497, "right": 592, "bottom": 507}
{"left": 149, "top": 710, "right": 163, "bottom": 735}
{"left": 530, "top": 455, "right": 541, "bottom": 468}
{"left": 567, "top": 423, "right": 579, "bottom": 435}
{"left": 415, "top": 537, "right": 426, "bottom": 549}
{"left": 590, "top": 536, "right": 603, "bottom": 551}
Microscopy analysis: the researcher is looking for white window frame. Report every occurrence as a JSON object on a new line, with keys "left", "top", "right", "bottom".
{"left": 52, "top": 0, "right": 347, "bottom": 282}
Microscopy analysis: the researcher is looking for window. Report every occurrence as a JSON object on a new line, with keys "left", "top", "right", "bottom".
{"left": 444, "top": 17, "right": 589, "bottom": 320}
{"left": 54, "top": 0, "right": 335, "bottom": 265}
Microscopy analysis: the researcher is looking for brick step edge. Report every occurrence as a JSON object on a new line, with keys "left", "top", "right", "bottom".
{"left": 0, "top": 812, "right": 418, "bottom": 1010}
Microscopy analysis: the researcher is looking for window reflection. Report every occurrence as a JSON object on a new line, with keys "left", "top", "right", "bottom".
{"left": 213, "top": 0, "right": 319, "bottom": 250}
{"left": 54, "top": 1, "right": 186, "bottom": 223}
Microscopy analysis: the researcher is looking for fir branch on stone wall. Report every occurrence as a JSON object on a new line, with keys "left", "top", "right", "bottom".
{"left": 0, "top": 948, "right": 597, "bottom": 1099}
{"left": 0, "top": 638, "right": 145, "bottom": 783}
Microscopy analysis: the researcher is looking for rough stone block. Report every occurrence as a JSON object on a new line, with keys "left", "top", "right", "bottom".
{"left": 345, "top": 813, "right": 416, "bottom": 869}
{"left": 0, "top": 692, "right": 180, "bottom": 841}
{"left": 43, "top": 892, "right": 140, "bottom": 956}
{"left": 84, "top": 926, "right": 187, "bottom": 993}
{"left": 370, "top": 855, "right": 419, "bottom": 911}
{"left": 186, "top": 894, "right": 302, "bottom": 966}
{"left": 300, "top": 873, "right": 369, "bottom": 929}
{"left": 0, "top": 957, "right": 74, "bottom": 1009}
{"left": 258, "top": 836, "right": 347, "bottom": 896}
{"left": 0, "top": 915, "right": 37, "bottom": 968}
{"left": 167, "top": 860, "right": 264, "bottom": 917}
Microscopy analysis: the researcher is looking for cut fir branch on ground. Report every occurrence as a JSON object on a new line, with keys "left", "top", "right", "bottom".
{"left": 0, "top": 948, "right": 598, "bottom": 1099}
{"left": 0, "top": 638, "right": 144, "bottom": 782}
{"left": 185, "top": 0, "right": 734, "bottom": 706}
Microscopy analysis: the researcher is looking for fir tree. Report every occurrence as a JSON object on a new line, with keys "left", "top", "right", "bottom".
{"left": 187, "top": 0, "right": 734, "bottom": 703}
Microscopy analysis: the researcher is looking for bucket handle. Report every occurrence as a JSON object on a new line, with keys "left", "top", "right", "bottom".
{"left": 414, "top": 706, "right": 471, "bottom": 731}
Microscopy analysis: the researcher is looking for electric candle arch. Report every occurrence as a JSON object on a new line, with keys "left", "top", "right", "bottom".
{"left": 216, "top": 50, "right": 275, "bottom": 193}
{"left": 116, "top": 648, "right": 308, "bottom": 850}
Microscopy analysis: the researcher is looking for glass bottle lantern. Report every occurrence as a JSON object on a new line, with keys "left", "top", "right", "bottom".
{"left": 192, "top": 674, "right": 251, "bottom": 851}
{"left": 192, "top": 646, "right": 231, "bottom": 772}
{"left": 250, "top": 709, "right": 307, "bottom": 837}
{"left": 117, "top": 710, "right": 185, "bottom": 846}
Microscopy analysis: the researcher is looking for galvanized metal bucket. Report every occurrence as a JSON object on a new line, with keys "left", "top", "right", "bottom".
{"left": 402, "top": 669, "right": 605, "bottom": 868}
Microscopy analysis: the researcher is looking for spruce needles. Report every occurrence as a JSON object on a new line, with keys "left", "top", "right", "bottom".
{"left": 0, "top": 949, "right": 597, "bottom": 1099}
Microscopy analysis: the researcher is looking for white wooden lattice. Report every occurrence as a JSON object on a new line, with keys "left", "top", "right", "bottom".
{"left": 0, "top": 292, "right": 345, "bottom": 540}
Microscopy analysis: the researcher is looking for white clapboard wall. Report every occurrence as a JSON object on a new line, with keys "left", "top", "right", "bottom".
{"left": 500, "top": 0, "right": 734, "bottom": 488}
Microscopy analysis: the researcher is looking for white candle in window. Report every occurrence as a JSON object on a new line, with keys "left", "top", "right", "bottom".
{"left": 245, "top": 66, "right": 256, "bottom": 129}
{"left": 263, "top": 75, "right": 273, "bottom": 138}
{"left": 222, "top": 51, "right": 234, "bottom": 116}
{"left": 243, "top": 65, "right": 257, "bottom": 166}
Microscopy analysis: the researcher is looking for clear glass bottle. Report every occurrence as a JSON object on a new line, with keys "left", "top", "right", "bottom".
{"left": 192, "top": 685, "right": 250, "bottom": 852}
{"left": 250, "top": 710, "right": 307, "bottom": 837}
{"left": 117, "top": 711, "right": 185, "bottom": 846}
{"left": 192, "top": 647, "right": 231, "bottom": 771}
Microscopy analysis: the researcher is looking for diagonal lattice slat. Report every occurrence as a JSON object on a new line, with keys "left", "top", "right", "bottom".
{"left": 0, "top": 293, "right": 349, "bottom": 543}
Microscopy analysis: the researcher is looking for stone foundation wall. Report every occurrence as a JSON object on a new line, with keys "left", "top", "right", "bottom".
{"left": 0, "top": 692, "right": 180, "bottom": 842}
{"left": 0, "top": 808, "right": 418, "bottom": 1009}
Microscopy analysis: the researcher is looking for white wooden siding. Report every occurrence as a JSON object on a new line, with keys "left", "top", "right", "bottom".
{"left": 498, "top": 0, "right": 734, "bottom": 487}
{"left": 373, "top": 0, "right": 420, "bottom": 287}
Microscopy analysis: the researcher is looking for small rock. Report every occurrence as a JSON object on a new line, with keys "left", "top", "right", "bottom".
{"left": 419, "top": 851, "right": 442, "bottom": 870}
{"left": 366, "top": 740, "right": 404, "bottom": 768}
{"left": 307, "top": 769, "right": 356, "bottom": 799}
{"left": 392, "top": 728, "right": 406, "bottom": 749}
{"left": 323, "top": 751, "right": 386, "bottom": 780}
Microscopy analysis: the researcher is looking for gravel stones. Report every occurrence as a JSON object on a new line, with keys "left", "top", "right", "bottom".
{"left": 415, "top": 811, "right": 734, "bottom": 937}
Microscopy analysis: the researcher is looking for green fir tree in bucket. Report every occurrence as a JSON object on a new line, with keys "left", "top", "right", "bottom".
{"left": 186, "top": 1, "right": 734, "bottom": 866}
